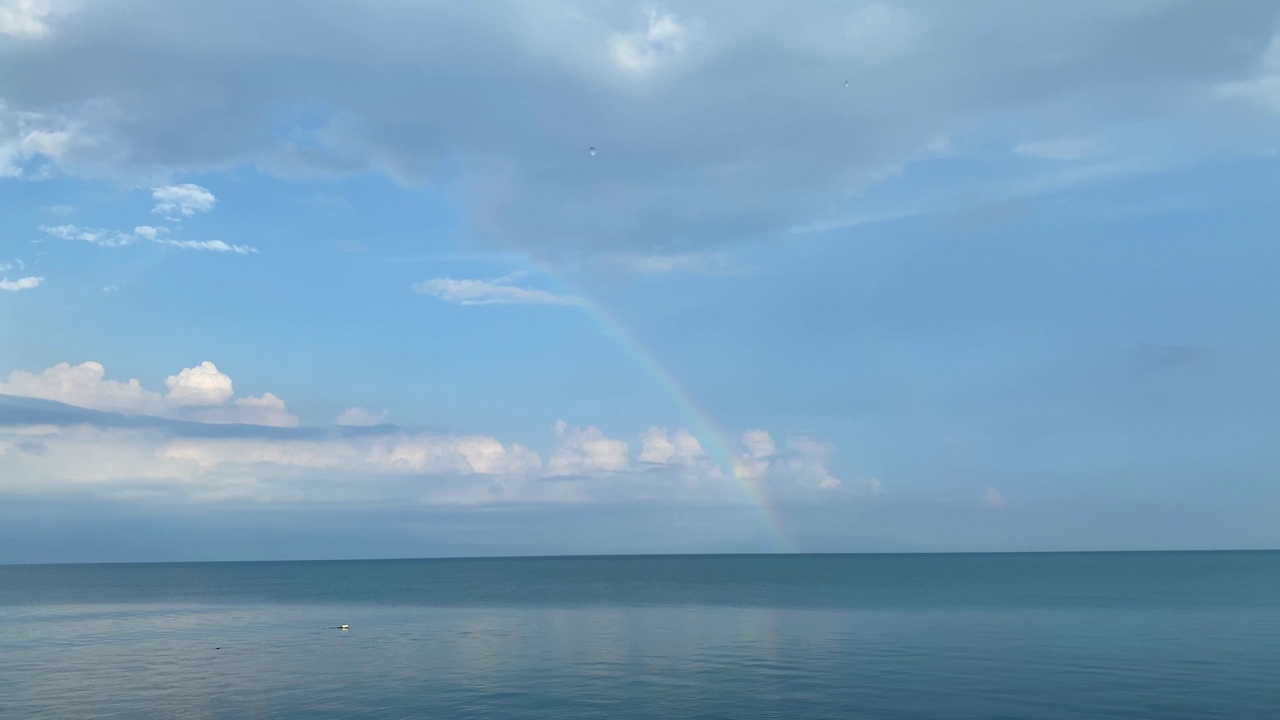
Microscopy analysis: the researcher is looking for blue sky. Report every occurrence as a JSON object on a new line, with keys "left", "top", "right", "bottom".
{"left": 2, "top": 1, "right": 1279, "bottom": 561}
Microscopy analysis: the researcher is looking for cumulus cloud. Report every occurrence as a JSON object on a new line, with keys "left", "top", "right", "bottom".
{"left": 164, "top": 362, "right": 234, "bottom": 407}
{"left": 0, "top": 275, "right": 42, "bottom": 291}
{"left": 638, "top": 426, "right": 704, "bottom": 465}
{"left": 730, "top": 430, "right": 875, "bottom": 496}
{"left": 152, "top": 183, "right": 216, "bottom": 217}
{"left": 547, "top": 420, "right": 630, "bottom": 476}
{"left": 336, "top": 406, "right": 388, "bottom": 426}
{"left": 0, "top": 360, "right": 295, "bottom": 426}
{"left": 3, "top": 2, "right": 1275, "bottom": 258}
{"left": 413, "top": 275, "right": 584, "bottom": 306}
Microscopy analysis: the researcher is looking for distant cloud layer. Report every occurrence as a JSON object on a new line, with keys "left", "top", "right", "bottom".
{"left": 0, "top": 359, "right": 868, "bottom": 508}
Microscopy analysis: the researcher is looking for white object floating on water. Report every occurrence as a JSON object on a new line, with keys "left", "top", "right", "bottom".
{"left": 588, "top": 146, "right": 597, "bottom": 156}
{"left": 339, "top": 624, "right": 349, "bottom": 630}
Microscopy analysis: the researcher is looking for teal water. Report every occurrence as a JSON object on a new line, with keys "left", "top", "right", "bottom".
{"left": 1, "top": 552, "right": 1277, "bottom": 719}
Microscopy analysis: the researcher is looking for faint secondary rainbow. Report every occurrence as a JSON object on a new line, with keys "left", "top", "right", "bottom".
{"left": 524, "top": 263, "right": 793, "bottom": 551}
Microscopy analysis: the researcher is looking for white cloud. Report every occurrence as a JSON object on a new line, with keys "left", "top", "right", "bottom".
{"left": 1014, "top": 137, "right": 1103, "bottom": 161}
{"left": 610, "top": 8, "right": 695, "bottom": 75}
{"left": 730, "top": 430, "right": 876, "bottom": 496}
{"left": 41, "top": 223, "right": 256, "bottom": 254}
{"left": 0, "top": 425, "right": 546, "bottom": 505}
{"left": 0, "top": 360, "right": 296, "bottom": 426}
{"left": 164, "top": 361, "right": 234, "bottom": 407}
{"left": 0, "top": 361, "right": 166, "bottom": 415}
{"left": 982, "top": 486, "right": 1006, "bottom": 508}
{"left": 638, "top": 426, "right": 704, "bottom": 465}
{"left": 0, "top": 275, "right": 42, "bottom": 291}
{"left": 0, "top": 0, "right": 58, "bottom": 39}
{"left": 40, "top": 224, "right": 136, "bottom": 247}
{"left": 548, "top": 419, "right": 630, "bottom": 476}
{"left": 413, "top": 275, "right": 584, "bottom": 306}
{"left": 151, "top": 183, "right": 216, "bottom": 217}
{"left": 336, "top": 406, "right": 389, "bottom": 426}
{"left": 226, "top": 393, "right": 298, "bottom": 428}
{"left": 0, "top": 383, "right": 864, "bottom": 507}
{"left": 734, "top": 428, "right": 776, "bottom": 480}
{"left": 158, "top": 239, "right": 258, "bottom": 254}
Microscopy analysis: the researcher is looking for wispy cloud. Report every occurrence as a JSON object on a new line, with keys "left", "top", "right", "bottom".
{"left": 152, "top": 183, "right": 216, "bottom": 217}
{"left": 158, "top": 239, "right": 258, "bottom": 254}
{"left": 1014, "top": 136, "right": 1103, "bottom": 161}
{"left": 40, "top": 224, "right": 137, "bottom": 247}
{"left": 336, "top": 407, "right": 389, "bottom": 427}
{"left": 40, "top": 224, "right": 256, "bottom": 253}
{"left": 603, "top": 251, "right": 740, "bottom": 275}
{"left": 0, "top": 276, "right": 43, "bottom": 292}
{"left": 413, "top": 274, "right": 585, "bottom": 306}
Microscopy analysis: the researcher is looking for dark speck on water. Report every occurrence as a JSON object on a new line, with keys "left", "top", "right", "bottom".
{"left": 1, "top": 552, "right": 1277, "bottom": 719}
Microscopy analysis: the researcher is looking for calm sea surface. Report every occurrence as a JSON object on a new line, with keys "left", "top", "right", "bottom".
{"left": 1, "top": 552, "right": 1277, "bottom": 719}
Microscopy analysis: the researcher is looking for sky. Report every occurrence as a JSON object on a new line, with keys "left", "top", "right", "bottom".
{"left": 2, "top": 0, "right": 1279, "bottom": 562}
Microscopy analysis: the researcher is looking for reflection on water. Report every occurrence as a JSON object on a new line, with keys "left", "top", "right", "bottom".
{"left": 2, "top": 553, "right": 1279, "bottom": 719}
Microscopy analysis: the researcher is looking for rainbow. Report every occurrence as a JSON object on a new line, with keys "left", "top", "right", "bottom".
{"left": 534, "top": 266, "right": 793, "bottom": 551}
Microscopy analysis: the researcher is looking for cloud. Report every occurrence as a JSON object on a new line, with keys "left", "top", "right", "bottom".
{"left": 0, "top": 0, "right": 59, "bottom": 39}
{"left": 1216, "top": 32, "right": 1280, "bottom": 115}
{"left": 336, "top": 406, "right": 388, "bottom": 426}
{"left": 638, "top": 426, "right": 704, "bottom": 465}
{"left": 0, "top": 275, "right": 42, "bottom": 291}
{"left": 548, "top": 420, "right": 630, "bottom": 476}
{"left": 734, "top": 428, "right": 776, "bottom": 479}
{"left": 731, "top": 430, "right": 876, "bottom": 496}
{"left": 40, "top": 223, "right": 257, "bottom": 253}
{"left": 41, "top": 224, "right": 136, "bottom": 247}
{"left": 0, "top": 360, "right": 296, "bottom": 426}
{"left": 413, "top": 275, "right": 584, "bottom": 306}
{"left": 610, "top": 7, "right": 695, "bottom": 75}
{"left": 164, "top": 361, "right": 234, "bottom": 407}
{"left": 1014, "top": 137, "right": 1103, "bottom": 161}
{"left": 0, "top": 388, "right": 864, "bottom": 509}
{"left": 3, "top": 2, "right": 1275, "bottom": 257}
{"left": 151, "top": 183, "right": 216, "bottom": 217}
{"left": 158, "top": 239, "right": 258, "bottom": 254}
{"left": 982, "top": 486, "right": 1006, "bottom": 508}
{"left": 603, "top": 251, "right": 738, "bottom": 275}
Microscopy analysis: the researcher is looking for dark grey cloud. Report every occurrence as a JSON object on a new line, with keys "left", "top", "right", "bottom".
{"left": 2, "top": 1, "right": 1278, "bottom": 259}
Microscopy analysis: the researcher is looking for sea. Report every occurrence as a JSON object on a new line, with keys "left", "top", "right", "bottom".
{"left": 1, "top": 552, "right": 1277, "bottom": 719}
